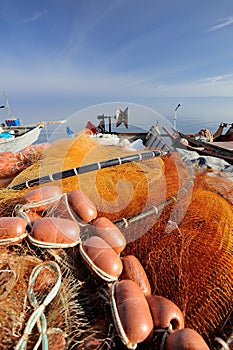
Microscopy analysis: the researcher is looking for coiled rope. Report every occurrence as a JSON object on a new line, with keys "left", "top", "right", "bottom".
{"left": 15, "top": 261, "right": 62, "bottom": 350}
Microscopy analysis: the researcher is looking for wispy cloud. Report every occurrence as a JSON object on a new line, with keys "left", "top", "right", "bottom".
{"left": 23, "top": 10, "right": 47, "bottom": 24}
{"left": 64, "top": 2, "right": 121, "bottom": 59}
{"left": 208, "top": 16, "right": 233, "bottom": 32}
{"left": 200, "top": 73, "right": 233, "bottom": 83}
{"left": 1, "top": 63, "right": 233, "bottom": 99}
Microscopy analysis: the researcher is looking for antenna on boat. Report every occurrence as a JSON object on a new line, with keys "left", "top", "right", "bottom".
{"left": 174, "top": 103, "right": 182, "bottom": 130}
{"left": 3, "top": 89, "right": 13, "bottom": 119}
{"left": 97, "top": 107, "right": 129, "bottom": 133}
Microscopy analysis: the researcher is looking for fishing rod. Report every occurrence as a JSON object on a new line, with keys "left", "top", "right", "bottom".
{"left": 9, "top": 149, "right": 166, "bottom": 191}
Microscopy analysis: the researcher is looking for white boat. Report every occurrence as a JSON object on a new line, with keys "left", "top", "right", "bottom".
{"left": 0, "top": 92, "right": 45, "bottom": 153}
{"left": 0, "top": 123, "right": 44, "bottom": 153}
{"left": 0, "top": 91, "right": 69, "bottom": 153}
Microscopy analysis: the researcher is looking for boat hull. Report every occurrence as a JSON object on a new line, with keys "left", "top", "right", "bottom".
{"left": 176, "top": 132, "right": 233, "bottom": 165}
{"left": 0, "top": 125, "right": 43, "bottom": 153}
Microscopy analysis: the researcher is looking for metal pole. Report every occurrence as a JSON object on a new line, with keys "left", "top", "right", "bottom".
{"left": 174, "top": 103, "right": 181, "bottom": 130}
{"left": 108, "top": 116, "right": 111, "bottom": 133}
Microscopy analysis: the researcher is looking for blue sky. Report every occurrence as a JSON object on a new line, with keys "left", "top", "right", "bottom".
{"left": 0, "top": 0, "right": 233, "bottom": 131}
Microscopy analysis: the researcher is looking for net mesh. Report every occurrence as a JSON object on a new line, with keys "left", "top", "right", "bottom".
{"left": 0, "top": 131, "right": 232, "bottom": 349}
{"left": 122, "top": 178, "right": 233, "bottom": 346}
{"left": 0, "top": 243, "right": 104, "bottom": 349}
{"left": 7, "top": 132, "right": 167, "bottom": 221}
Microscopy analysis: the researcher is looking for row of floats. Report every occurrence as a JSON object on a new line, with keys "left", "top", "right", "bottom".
{"left": 0, "top": 143, "right": 49, "bottom": 179}
{"left": 0, "top": 185, "right": 210, "bottom": 349}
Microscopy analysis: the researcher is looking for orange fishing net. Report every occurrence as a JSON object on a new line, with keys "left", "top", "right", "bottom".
{"left": 7, "top": 131, "right": 166, "bottom": 221}
{"left": 122, "top": 176, "right": 233, "bottom": 347}
{"left": 0, "top": 131, "right": 232, "bottom": 349}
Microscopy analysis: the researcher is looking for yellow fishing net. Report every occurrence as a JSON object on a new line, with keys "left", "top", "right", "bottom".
{"left": 0, "top": 131, "right": 232, "bottom": 349}
{"left": 7, "top": 131, "right": 166, "bottom": 221}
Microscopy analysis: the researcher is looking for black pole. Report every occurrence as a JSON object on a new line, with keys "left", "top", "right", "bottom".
{"left": 108, "top": 115, "right": 111, "bottom": 133}
{"left": 9, "top": 150, "right": 165, "bottom": 191}
{"left": 175, "top": 103, "right": 181, "bottom": 112}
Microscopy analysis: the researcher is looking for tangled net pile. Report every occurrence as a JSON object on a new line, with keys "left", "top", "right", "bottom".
{"left": 0, "top": 244, "right": 95, "bottom": 349}
{"left": 0, "top": 131, "right": 232, "bottom": 349}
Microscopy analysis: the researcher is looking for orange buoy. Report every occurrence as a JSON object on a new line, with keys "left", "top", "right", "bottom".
{"left": 111, "top": 280, "right": 153, "bottom": 348}
{"left": 67, "top": 190, "right": 97, "bottom": 223}
{"left": 24, "top": 210, "right": 43, "bottom": 225}
{"left": 0, "top": 217, "right": 28, "bottom": 244}
{"left": 24, "top": 185, "right": 63, "bottom": 212}
{"left": 80, "top": 236, "right": 123, "bottom": 281}
{"left": 120, "top": 255, "right": 151, "bottom": 296}
{"left": 146, "top": 295, "right": 184, "bottom": 331}
{"left": 165, "top": 328, "right": 210, "bottom": 350}
{"left": 31, "top": 217, "right": 80, "bottom": 245}
{"left": 92, "top": 217, "right": 126, "bottom": 254}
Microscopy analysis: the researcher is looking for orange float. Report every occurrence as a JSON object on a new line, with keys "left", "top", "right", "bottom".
{"left": 146, "top": 295, "right": 184, "bottom": 331}
{"left": 80, "top": 236, "right": 123, "bottom": 281}
{"left": 111, "top": 280, "right": 153, "bottom": 349}
{"left": 120, "top": 255, "right": 151, "bottom": 296}
{"left": 67, "top": 189, "right": 97, "bottom": 223}
{"left": 24, "top": 185, "right": 63, "bottom": 212}
{"left": 31, "top": 217, "right": 80, "bottom": 246}
{"left": 165, "top": 328, "right": 210, "bottom": 350}
{"left": 0, "top": 217, "right": 28, "bottom": 244}
{"left": 92, "top": 217, "right": 126, "bottom": 254}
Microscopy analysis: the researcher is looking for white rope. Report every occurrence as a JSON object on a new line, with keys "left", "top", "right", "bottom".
{"left": 15, "top": 261, "right": 62, "bottom": 350}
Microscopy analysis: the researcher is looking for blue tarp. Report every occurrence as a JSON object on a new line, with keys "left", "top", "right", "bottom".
{"left": 66, "top": 126, "right": 74, "bottom": 138}
{"left": 0, "top": 132, "right": 12, "bottom": 138}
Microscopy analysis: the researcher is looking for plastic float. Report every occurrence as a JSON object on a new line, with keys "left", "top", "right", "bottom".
{"left": 0, "top": 143, "right": 49, "bottom": 187}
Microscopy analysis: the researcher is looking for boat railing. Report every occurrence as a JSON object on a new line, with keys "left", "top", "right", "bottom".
{"left": 145, "top": 125, "right": 174, "bottom": 152}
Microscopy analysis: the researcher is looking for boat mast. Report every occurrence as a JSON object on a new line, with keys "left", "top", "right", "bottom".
{"left": 3, "top": 89, "right": 13, "bottom": 119}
